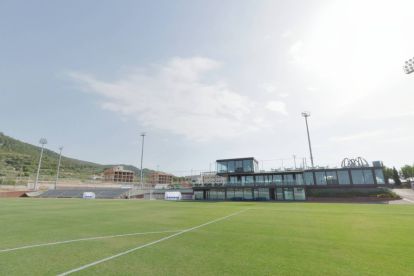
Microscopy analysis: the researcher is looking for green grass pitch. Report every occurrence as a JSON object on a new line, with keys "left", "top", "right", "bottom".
{"left": 1, "top": 198, "right": 414, "bottom": 275}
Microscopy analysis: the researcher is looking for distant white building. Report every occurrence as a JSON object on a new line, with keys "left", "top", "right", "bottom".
{"left": 202, "top": 173, "right": 226, "bottom": 184}
{"left": 184, "top": 175, "right": 202, "bottom": 184}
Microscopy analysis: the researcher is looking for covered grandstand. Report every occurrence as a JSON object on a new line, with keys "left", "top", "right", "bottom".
{"left": 35, "top": 189, "right": 130, "bottom": 199}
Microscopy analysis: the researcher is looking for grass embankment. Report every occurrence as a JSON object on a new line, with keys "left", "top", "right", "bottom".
{"left": 1, "top": 199, "right": 414, "bottom": 275}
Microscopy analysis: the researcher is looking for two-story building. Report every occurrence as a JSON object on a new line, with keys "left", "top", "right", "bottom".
{"left": 193, "top": 157, "right": 385, "bottom": 201}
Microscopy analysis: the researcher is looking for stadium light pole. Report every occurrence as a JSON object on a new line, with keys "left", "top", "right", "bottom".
{"left": 54, "top": 147, "right": 63, "bottom": 190}
{"left": 403, "top": 57, "right": 414, "bottom": 74}
{"left": 293, "top": 155, "right": 296, "bottom": 169}
{"left": 139, "top": 133, "right": 146, "bottom": 189}
{"left": 301, "top": 111, "right": 314, "bottom": 168}
{"left": 34, "top": 138, "right": 47, "bottom": 190}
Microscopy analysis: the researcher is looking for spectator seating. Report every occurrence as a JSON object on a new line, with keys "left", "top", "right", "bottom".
{"left": 37, "top": 189, "right": 129, "bottom": 199}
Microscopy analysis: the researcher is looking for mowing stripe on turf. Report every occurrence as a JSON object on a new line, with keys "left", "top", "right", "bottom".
{"left": 57, "top": 208, "right": 250, "bottom": 276}
{"left": 0, "top": 230, "right": 184, "bottom": 253}
{"left": 249, "top": 208, "right": 414, "bottom": 215}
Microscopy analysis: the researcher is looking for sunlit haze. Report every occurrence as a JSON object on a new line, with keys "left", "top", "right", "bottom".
{"left": 1, "top": 0, "right": 413, "bottom": 175}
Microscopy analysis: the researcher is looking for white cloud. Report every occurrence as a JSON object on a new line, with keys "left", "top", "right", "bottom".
{"left": 281, "top": 30, "right": 293, "bottom": 38}
{"left": 265, "top": 101, "right": 288, "bottom": 115}
{"left": 278, "top": 93, "right": 289, "bottom": 97}
{"left": 306, "top": 87, "right": 318, "bottom": 91}
{"left": 328, "top": 131, "right": 385, "bottom": 142}
{"left": 259, "top": 83, "right": 276, "bottom": 92}
{"left": 67, "top": 57, "right": 266, "bottom": 142}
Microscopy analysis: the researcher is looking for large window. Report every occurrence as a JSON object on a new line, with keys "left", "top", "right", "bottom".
{"left": 235, "top": 161, "right": 243, "bottom": 172}
{"left": 273, "top": 175, "right": 282, "bottom": 185}
{"left": 363, "top": 170, "right": 375, "bottom": 184}
{"left": 315, "top": 172, "right": 327, "bottom": 185}
{"left": 227, "top": 188, "right": 234, "bottom": 200}
{"left": 284, "top": 188, "right": 294, "bottom": 200}
{"left": 351, "top": 170, "right": 365, "bottom": 184}
{"left": 256, "top": 175, "right": 264, "bottom": 184}
{"left": 235, "top": 188, "right": 243, "bottom": 198}
{"left": 218, "top": 161, "right": 228, "bottom": 173}
{"left": 294, "top": 188, "right": 306, "bottom": 200}
{"left": 229, "top": 176, "right": 238, "bottom": 185}
{"left": 259, "top": 188, "right": 269, "bottom": 200}
{"left": 304, "top": 172, "right": 314, "bottom": 185}
{"left": 295, "top": 174, "right": 304, "bottom": 185}
{"left": 326, "top": 171, "right": 338, "bottom": 185}
{"left": 285, "top": 174, "right": 294, "bottom": 185}
{"left": 228, "top": 161, "right": 235, "bottom": 173}
{"left": 243, "top": 160, "right": 253, "bottom": 172}
{"left": 194, "top": 191, "right": 203, "bottom": 200}
{"left": 217, "top": 189, "right": 225, "bottom": 200}
{"left": 210, "top": 189, "right": 218, "bottom": 199}
{"left": 375, "top": 169, "right": 385, "bottom": 184}
{"left": 276, "top": 188, "right": 283, "bottom": 200}
{"left": 242, "top": 176, "right": 254, "bottom": 186}
{"left": 337, "top": 171, "right": 351, "bottom": 185}
{"left": 244, "top": 188, "right": 253, "bottom": 199}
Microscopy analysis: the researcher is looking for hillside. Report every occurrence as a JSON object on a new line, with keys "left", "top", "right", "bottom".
{"left": 0, "top": 132, "right": 156, "bottom": 179}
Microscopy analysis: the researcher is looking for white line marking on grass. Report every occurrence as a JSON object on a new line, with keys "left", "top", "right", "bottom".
{"left": 0, "top": 230, "right": 184, "bottom": 253}
{"left": 248, "top": 208, "right": 414, "bottom": 215}
{"left": 57, "top": 208, "right": 250, "bottom": 276}
{"left": 403, "top": 198, "right": 414, "bottom": 203}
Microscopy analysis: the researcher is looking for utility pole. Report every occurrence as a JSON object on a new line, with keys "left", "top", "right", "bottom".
{"left": 54, "top": 147, "right": 63, "bottom": 190}
{"left": 139, "top": 133, "right": 146, "bottom": 189}
{"left": 34, "top": 138, "right": 47, "bottom": 190}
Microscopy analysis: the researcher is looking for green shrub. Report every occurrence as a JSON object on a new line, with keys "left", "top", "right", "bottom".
{"left": 307, "top": 188, "right": 399, "bottom": 198}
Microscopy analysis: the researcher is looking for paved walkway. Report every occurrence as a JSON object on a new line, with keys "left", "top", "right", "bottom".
{"left": 389, "top": 189, "right": 414, "bottom": 204}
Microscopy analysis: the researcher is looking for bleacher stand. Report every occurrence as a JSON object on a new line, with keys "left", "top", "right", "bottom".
{"left": 38, "top": 189, "right": 129, "bottom": 199}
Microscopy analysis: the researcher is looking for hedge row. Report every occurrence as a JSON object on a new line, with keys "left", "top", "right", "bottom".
{"left": 307, "top": 188, "right": 399, "bottom": 198}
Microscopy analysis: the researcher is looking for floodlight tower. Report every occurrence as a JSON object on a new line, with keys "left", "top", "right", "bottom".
{"left": 139, "top": 133, "right": 146, "bottom": 189}
{"left": 403, "top": 58, "right": 414, "bottom": 74}
{"left": 301, "top": 112, "right": 314, "bottom": 168}
{"left": 34, "top": 138, "right": 47, "bottom": 190}
{"left": 54, "top": 147, "right": 63, "bottom": 190}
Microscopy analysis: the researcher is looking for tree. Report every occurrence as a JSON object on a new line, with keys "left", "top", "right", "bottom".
{"left": 392, "top": 167, "right": 402, "bottom": 186}
{"left": 399, "top": 164, "right": 414, "bottom": 181}
{"left": 382, "top": 166, "right": 393, "bottom": 184}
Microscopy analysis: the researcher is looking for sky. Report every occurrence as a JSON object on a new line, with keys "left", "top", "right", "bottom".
{"left": 1, "top": 0, "right": 414, "bottom": 175}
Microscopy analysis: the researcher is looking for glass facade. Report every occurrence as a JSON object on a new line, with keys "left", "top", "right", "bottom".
{"left": 217, "top": 189, "right": 225, "bottom": 200}
{"left": 244, "top": 188, "right": 253, "bottom": 199}
{"left": 326, "top": 171, "right": 338, "bottom": 185}
{"left": 304, "top": 172, "right": 314, "bottom": 185}
{"left": 351, "top": 170, "right": 365, "bottom": 184}
{"left": 375, "top": 169, "right": 385, "bottom": 184}
{"left": 363, "top": 170, "right": 375, "bottom": 184}
{"left": 227, "top": 188, "right": 234, "bottom": 199}
{"left": 259, "top": 188, "right": 270, "bottom": 199}
{"left": 209, "top": 189, "right": 217, "bottom": 199}
{"left": 337, "top": 171, "right": 351, "bottom": 185}
{"left": 235, "top": 188, "right": 243, "bottom": 198}
{"left": 228, "top": 161, "right": 235, "bottom": 173}
{"left": 276, "top": 188, "right": 283, "bottom": 200}
{"left": 285, "top": 174, "right": 294, "bottom": 185}
{"left": 284, "top": 188, "right": 294, "bottom": 200}
{"left": 194, "top": 190, "right": 203, "bottom": 200}
{"left": 235, "top": 161, "right": 243, "bottom": 172}
{"left": 315, "top": 172, "right": 327, "bottom": 185}
{"left": 217, "top": 159, "right": 257, "bottom": 173}
{"left": 294, "top": 188, "right": 306, "bottom": 200}
{"left": 243, "top": 160, "right": 254, "bottom": 172}
{"left": 273, "top": 175, "right": 282, "bottom": 185}
{"left": 295, "top": 174, "right": 304, "bottom": 185}
{"left": 218, "top": 161, "right": 227, "bottom": 173}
